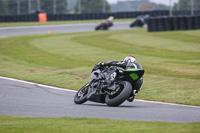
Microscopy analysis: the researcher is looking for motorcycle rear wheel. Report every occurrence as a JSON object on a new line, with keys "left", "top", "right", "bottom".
{"left": 105, "top": 81, "right": 132, "bottom": 107}
{"left": 74, "top": 84, "right": 88, "bottom": 104}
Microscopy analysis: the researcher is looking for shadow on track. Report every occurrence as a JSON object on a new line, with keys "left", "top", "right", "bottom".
{"left": 79, "top": 103, "right": 141, "bottom": 108}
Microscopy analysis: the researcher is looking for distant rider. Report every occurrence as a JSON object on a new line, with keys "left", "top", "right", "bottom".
{"left": 106, "top": 16, "right": 114, "bottom": 23}
{"left": 98, "top": 56, "right": 143, "bottom": 102}
{"left": 103, "top": 16, "right": 114, "bottom": 27}
{"left": 136, "top": 14, "right": 150, "bottom": 25}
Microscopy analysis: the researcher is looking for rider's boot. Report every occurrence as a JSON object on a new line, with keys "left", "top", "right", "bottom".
{"left": 127, "top": 90, "right": 139, "bottom": 102}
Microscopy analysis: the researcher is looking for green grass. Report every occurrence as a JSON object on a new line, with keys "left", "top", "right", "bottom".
{"left": 0, "top": 18, "right": 134, "bottom": 27}
{"left": 0, "top": 115, "right": 199, "bottom": 133}
{"left": 0, "top": 29, "right": 200, "bottom": 106}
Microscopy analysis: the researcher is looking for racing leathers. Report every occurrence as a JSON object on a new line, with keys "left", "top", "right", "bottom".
{"left": 99, "top": 61, "right": 143, "bottom": 102}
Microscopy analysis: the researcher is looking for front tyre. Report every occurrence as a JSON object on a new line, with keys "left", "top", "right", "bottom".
{"left": 105, "top": 81, "right": 132, "bottom": 107}
{"left": 130, "top": 22, "right": 136, "bottom": 27}
{"left": 95, "top": 25, "right": 101, "bottom": 30}
{"left": 74, "top": 84, "right": 88, "bottom": 104}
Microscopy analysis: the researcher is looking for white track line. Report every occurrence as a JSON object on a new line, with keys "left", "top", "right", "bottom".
{"left": 0, "top": 76, "right": 76, "bottom": 93}
{"left": 0, "top": 76, "right": 200, "bottom": 108}
{"left": 135, "top": 99, "right": 200, "bottom": 108}
{"left": 0, "top": 23, "right": 97, "bottom": 30}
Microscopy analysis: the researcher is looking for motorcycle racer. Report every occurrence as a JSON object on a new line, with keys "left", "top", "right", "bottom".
{"left": 98, "top": 56, "right": 143, "bottom": 102}
{"left": 106, "top": 16, "right": 114, "bottom": 23}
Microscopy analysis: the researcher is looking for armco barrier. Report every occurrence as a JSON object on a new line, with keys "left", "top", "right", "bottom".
{"left": 194, "top": 16, "right": 200, "bottom": 29}
{"left": 187, "top": 16, "right": 195, "bottom": 30}
{"left": 180, "top": 16, "right": 187, "bottom": 30}
{"left": 0, "top": 10, "right": 199, "bottom": 23}
{"left": 147, "top": 15, "right": 200, "bottom": 32}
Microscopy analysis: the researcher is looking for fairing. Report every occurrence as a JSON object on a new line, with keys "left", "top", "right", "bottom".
{"left": 123, "top": 69, "right": 144, "bottom": 82}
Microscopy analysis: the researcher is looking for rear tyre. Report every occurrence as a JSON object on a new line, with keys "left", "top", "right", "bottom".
{"left": 105, "top": 81, "right": 132, "bottom": 107}
{"left": 103, "top": 25, "right": 108, "bottom": 30}
{"left": 74, "top": 84, "right": 88, "bottom": 104}
{"left": 109, "top": 22, "right": 113, "bottom": 27}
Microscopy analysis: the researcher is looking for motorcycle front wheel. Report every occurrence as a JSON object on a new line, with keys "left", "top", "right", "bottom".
{"left": 105, "top": 81, "right": 132, "bottom": 107}
{"left": 95, "top": 25, "right": 101, "bottom": 30}
{"left": 74, "top": 84, "right": 88, "bottom": 104}
{"left": 130, "top": 22, "right": 136, "bottom": 27}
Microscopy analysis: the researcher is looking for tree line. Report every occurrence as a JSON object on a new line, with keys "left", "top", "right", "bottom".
{"left": 0, "top": 0, "right": 68, "bottom": 15}
{"left": 0, "top": 0, "right": 111, "bottom": 15}
{"left": 0, "top": 0, "right": 199, "bottom": 16}
{"left": 173, "top": 0, "right": 200, "bottom": 10}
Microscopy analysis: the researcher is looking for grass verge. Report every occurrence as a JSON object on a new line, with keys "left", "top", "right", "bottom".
{"left": 0, "top": 115, "right": 200, "bottom": 133}
{"left": 0, "top": 29, "right": 199, "bottom": 106}
{"left": 0, "top": 18, "right": 134, "bottom": 27}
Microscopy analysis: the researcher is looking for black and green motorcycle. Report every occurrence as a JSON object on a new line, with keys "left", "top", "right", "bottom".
{"left": 74, "top": 65, "right": 144, "bottom": 107}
